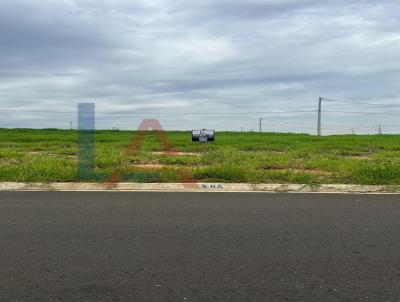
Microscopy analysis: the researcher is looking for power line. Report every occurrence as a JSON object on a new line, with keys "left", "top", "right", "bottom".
{"left": 323, "top": 110, "right": 400, "bottom": 116}
{"left": 322, "top": 97, "right": 397, "bottom": 107}
{"left": 0, "top": 109, "right": 76, "bottom": 114}
{"left": 0, "top": 109, "right": 317, "bottom": 115}
{"left": 316, "top": 96, "right": 400, "bottom": 136}
{"left": 97, "top": 110, "right": 317, "bottom": 115}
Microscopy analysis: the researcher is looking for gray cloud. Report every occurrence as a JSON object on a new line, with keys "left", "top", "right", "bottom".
{"left": 0, "top": 0, "right": 399, "bottom": 133}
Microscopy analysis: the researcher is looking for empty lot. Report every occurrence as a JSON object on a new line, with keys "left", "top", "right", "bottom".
{"left": 1, "top": 129, "right": 400, "bottom": 184}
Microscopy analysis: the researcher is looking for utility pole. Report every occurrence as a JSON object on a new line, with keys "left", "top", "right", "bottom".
{"left": 70, "top": 121, "right": 73, "bottom": 130}
{"left": 378, "top": 124, "right": 382, "bottom": 135}
{"left": 259, "top": 118, "right": 262, "bottom": 133}
{"left": 317, "top": 97, "right": 322, "bottom": 136}
{"left": 352, "top": 128, "right": 355, "bottom": 135}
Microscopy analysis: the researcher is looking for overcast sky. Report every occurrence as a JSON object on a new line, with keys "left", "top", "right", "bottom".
{"left": 0, "top": 0, "right": 399, "bottom": 133}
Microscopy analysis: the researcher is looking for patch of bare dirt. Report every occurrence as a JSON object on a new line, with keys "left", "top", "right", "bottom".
{"left": 134, "top": 163, "right": 206, "bottom": 170}
{"left": 341, "top": 155, "right": 372, "bottom": 160}
{"left": 134, "top": 164, "right": 169, "bottom": 169}
{"left": 151, "top": 151, "right": 202, "bottom": 156}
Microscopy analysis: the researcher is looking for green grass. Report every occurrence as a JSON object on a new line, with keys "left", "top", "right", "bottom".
{"left": 0, "top": 128, "right": 399, "bottom": 185}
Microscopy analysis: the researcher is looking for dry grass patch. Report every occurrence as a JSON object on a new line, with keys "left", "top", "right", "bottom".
{"left": 262, "top": 166, "right": 332, "bottom": 176}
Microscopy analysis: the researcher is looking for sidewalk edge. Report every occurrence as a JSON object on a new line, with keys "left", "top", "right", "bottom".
{"left": 0, "top": 182, "right": 399, "bottom": 194}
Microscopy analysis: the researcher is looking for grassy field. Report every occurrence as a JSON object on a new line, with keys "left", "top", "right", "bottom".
{"left": 0, "top": 129, "right": 399, "bottom": 185}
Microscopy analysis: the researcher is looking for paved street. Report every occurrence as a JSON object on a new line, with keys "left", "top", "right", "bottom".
{"left": 0, "top": 192, "right": 399, "bottom": 301}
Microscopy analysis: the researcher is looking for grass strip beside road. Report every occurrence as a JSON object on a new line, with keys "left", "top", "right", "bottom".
{"left": 0, "top": 129, "right": 399, "bottom": 185}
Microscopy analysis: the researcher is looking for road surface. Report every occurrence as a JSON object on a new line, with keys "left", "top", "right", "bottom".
{"left": 0, "top": 192, "right": 399, "bottom": 301}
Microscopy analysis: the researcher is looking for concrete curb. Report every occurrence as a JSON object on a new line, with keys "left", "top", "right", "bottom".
{"left": 0, "top": 182, "right": 399, "bottom": 194}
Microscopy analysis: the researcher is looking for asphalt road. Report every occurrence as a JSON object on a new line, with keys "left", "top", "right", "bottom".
{"left": 0, "top": 192, "right": 399, "bottom": 302}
